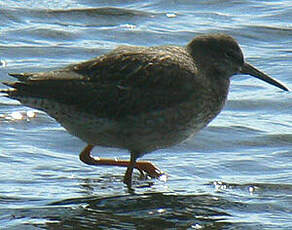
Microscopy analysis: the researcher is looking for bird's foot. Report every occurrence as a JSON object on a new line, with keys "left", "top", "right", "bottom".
{"left": 135, "top": 161, "right": 166, "bottom": 181}
{"left": 79, "top": 145, "right": 167, "bottom": 185}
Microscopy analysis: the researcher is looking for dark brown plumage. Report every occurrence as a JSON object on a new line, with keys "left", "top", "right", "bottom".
{"left": 1, "top": 33, "right": 289, "bottom": 186}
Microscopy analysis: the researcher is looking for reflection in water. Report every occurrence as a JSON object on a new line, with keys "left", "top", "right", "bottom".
{"left": 46, "top": 192, "right": 231, "bottom": 229}
{"left": 40, "top": 180, "right": 291, "bottom": 229}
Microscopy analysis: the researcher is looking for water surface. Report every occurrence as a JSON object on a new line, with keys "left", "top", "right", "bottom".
{"left": 0, "top": 0, "right": 291, "bottom": 229}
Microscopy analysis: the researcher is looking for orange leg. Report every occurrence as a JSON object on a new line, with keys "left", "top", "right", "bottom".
{"left": 123, "top": 151, "right": 137, "bottom": 186}
{"left": 79, "top": 145, "right": 164, "bottom": 185}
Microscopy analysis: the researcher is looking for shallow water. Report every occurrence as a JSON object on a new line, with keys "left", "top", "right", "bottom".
{"left": 0, "top": 0, "right": 292, "bottom": 229}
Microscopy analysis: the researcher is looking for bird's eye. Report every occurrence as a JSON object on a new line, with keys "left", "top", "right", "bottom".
{"left": 224, "top": 50, "right": 244, "bottom": 65}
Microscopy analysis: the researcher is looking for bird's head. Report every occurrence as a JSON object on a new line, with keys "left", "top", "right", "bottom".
{"left": 187, "top": 33, "right": 289, "bottom": 91}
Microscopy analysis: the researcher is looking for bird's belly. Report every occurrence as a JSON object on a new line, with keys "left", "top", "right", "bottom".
{"left": 119, "top": 98, "right": 223, "bottom": 153}
{"left": 59, "top": 107, "right": 206, "bottom": 154}
{"left": 19, "top": 95, "right": 224, "bottom": 154}
{"left": 59, "top": 102, "right": 221, "bottom": 154}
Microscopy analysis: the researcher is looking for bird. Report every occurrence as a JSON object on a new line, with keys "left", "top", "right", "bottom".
{"left": 1, "top": 33, "right": 289, "bottom": 187}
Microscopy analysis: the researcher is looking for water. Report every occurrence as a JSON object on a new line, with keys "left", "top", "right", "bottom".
{"left": 0, "top": 0, "right": 291, "bottom": 229}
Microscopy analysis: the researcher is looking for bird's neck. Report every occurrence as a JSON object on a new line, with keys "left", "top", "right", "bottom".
{"left": 200, "top": 70, "right": 230, "bottom": 109}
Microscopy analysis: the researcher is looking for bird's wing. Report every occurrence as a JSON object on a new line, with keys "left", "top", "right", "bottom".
{"left": 3, "top": 46, "right": 198, "bottom": 119}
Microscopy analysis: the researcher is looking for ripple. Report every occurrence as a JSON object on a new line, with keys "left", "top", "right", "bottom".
{"left": 0, "top": 0, "right": 291, "bottom": 229}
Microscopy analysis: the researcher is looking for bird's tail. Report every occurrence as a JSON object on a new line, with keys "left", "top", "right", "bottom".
{"left": 8, "top": 73, "right": 34, "bottom": 81}
{"left": 1, "top": 73, "right": 39, "bottom": 99}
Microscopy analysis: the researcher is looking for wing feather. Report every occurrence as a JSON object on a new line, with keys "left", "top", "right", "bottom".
{"left": 3, "top": 46, "right": 199, "bottom": 119}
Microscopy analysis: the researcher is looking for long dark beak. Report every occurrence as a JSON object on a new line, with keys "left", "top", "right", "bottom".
{"left": 240, "top": 63, "right": 289, "bottom": 91}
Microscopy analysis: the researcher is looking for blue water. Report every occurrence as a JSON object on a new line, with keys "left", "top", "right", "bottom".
{"left": 0, "top": 0, "right": 291, "bottom": 229}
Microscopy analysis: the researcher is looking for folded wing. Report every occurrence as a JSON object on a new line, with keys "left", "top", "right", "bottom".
{"left": 3, "top": 46, "right": 198, "bottom": 120}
